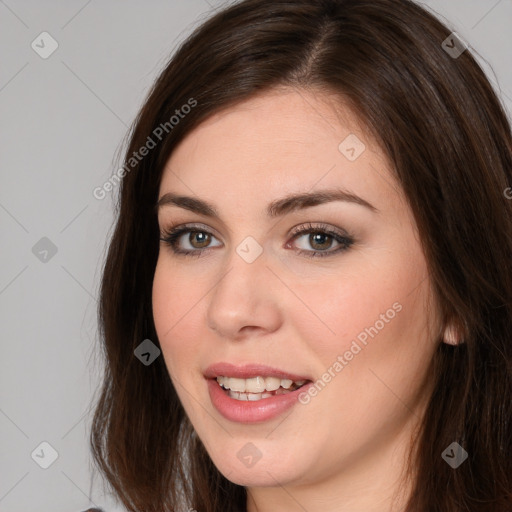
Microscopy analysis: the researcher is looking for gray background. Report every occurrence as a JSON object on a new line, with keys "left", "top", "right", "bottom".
{"left": 0, "top": 1, "right": 510, "bottom": 511}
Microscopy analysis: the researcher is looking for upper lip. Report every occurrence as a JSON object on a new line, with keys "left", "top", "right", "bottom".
{"left": 204, "top": 362, "right": 312, "bottom": 382}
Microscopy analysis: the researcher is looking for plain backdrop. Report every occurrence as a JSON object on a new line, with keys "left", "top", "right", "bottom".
{"left": 0, "top": 0, "right": 511, "bottom": 511}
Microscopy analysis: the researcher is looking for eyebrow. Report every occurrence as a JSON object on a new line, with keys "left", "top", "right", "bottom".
{"left": 155, "top": 188, "right": 378, "bottom": 218}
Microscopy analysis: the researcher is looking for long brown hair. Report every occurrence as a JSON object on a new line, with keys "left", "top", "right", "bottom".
{"left": 90, "top": 0, "right": 512, "bottom": 510}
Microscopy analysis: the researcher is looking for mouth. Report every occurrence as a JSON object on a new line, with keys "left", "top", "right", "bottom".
{"left": 215, "top": 375, "right": 310, "bottom": 401}
{"left": 204, "top": 362, "right": 313, "bottom": 422}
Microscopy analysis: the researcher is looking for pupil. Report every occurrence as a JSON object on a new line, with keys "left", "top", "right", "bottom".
{"left": 191, "top": 232, "right": 210, "bottom": 248}
{"left": 310, "top": 233, "right": 331, "bottom": 250}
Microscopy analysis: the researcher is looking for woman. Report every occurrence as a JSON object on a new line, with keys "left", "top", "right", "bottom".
{"left": 90, "top": 0, "right": 512, "bottom": 510}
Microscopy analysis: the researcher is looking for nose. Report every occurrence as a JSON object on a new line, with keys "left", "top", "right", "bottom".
{"left": 206, "top": 243, "right": 283, "bottom": 340}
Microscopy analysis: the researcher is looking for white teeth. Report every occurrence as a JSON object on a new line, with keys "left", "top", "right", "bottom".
{"left": 225, "top": 377, "right": 246, "bottom": 392}
{"left": 265, "top": 376, "right": 281, "bottom": 391}
{"left": 227, "top": 390, "right": 274, "bottom": 401}
{"left": 280, "top": 378, "right": 293, "bottom": 389}
{"left": 216, "top": 375, "right": 307, "bottom": 395}
{"left": 245, "top": 376, "right": 266, "bottom": 393}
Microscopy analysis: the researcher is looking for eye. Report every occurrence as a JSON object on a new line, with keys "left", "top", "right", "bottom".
{"left": 287, "top": 222, "right": 354, "bottom": 258}
{"left": 159, "top": 222, "right": 354, "bottom": 259}
{"left": 159, "top": 224, "right": 222, "bottom": 257}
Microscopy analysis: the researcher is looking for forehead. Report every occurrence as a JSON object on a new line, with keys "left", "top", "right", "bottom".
{"left": 158, "top": 87, "right": 402, "bottom": 215}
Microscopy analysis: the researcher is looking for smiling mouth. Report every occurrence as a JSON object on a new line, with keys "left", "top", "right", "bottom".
{"left": 215, "top": 375, "right": 310, "bottom": 401}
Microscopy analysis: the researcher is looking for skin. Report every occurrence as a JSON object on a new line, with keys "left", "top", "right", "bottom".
{"left": 152, "top": 86, "right": 441, "bottom": 512}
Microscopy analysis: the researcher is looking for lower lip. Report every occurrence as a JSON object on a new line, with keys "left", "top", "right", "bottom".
{"left": 207, "top": 378, "right": 311, "bottom": 424}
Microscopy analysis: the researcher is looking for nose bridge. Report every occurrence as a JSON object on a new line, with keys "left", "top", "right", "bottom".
{"left": 206, "top": 237, "right": 281, "bottom": 337}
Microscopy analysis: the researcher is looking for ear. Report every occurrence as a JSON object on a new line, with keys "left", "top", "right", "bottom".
{"left": 442, "top": 321, "right": 464, "bottom": 345}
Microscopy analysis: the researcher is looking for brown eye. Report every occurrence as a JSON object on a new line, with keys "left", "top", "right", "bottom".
{"left": 308, "top": 232, "right": 334, "bottom": 251}
{"left": 188, "top": 231, "right": 211, "bottom": 248}
{"left": 160, "top": 225, "right": 222, "bottom": 256}
{"left": 288, "top": 223, "right": 355, "bottom": 258}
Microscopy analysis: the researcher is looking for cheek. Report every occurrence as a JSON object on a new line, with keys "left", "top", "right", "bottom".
{"left": 292, "top": 252, "right": 432, "bottom": 373}
{"left": 152, "top": 259, "right": 205, "bottom": 375}
{"left": 285, "top": 268, "right": 401, "bottom": 357}
{"left": 292, "top": 274, "right": 434, "bottom": 456}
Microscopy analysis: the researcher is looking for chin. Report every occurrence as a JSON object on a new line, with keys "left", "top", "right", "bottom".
{"left": 208, "top": 446, "right": 308, "bottom": 488}
{"left": 221, "top": 464, "right": 299, "bottom": 487}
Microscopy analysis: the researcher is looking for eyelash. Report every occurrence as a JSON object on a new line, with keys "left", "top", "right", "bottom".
{"left": 159, "top": 222, "right": 354, "bottom": 259}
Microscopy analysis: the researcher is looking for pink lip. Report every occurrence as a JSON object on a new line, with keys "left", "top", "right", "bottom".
{"left": 204, "top": 362, "right": 313, "bottom": 423}
{"left": 203, "top": 362, "right": 311, "bottom": 381}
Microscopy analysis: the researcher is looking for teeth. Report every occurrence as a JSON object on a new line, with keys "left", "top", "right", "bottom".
{"left": 246, "top": 376, "right": 266, "bottom": 393}
{"left": 265, "top": 376, "right": 281, "bottom": 391}
{"left": 216, "top": 375, "right": 307, "bottom": 393}
{"left": 224, "top": 377, "right": 246, "bottom": 392}
{"left": 227, "top": 388, "right": 300, "bottom": 401}
{"left": 281, "top": 378, "right": 293, "bottom": 389}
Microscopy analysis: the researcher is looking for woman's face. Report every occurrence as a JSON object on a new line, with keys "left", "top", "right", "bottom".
{"left": 152, "top": 87, "right": 440, "bottom": 496}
